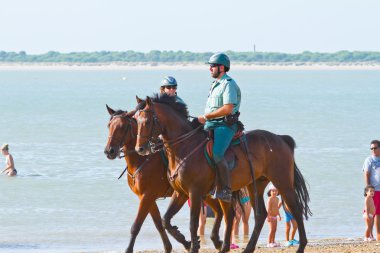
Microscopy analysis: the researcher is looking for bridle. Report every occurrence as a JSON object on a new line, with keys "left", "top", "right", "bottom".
{"left": 135, "top": 107, "right": 164, "bottom": 153}
{"left": 108, "top": 114, "right": 136, "bottom": 158}
{"left": 135, "top": 105, "right": 203, "bottom": 154}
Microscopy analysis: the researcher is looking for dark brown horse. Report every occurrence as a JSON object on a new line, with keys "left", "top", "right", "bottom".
{"left": 104, "top": 105, "right": 224, "bottom": 253}
{"left": 134, "top": 94, "right": 311, "bottom": 253}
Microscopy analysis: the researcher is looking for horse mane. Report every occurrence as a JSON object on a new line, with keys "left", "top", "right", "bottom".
{"left": 150, "top": 93, "right": 189, "bottom": 119}
{"left": 109, "top": 109, "right": 126, "bottom": 120}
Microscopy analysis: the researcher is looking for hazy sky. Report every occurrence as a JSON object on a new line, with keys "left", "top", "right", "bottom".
{"left": 1, "top": 0, "right": 379, "bottom": 53}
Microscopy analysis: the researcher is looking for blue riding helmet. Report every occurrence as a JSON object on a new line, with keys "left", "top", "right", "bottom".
{"left": 161, "top": 76, "right": 177, "bottom": 87}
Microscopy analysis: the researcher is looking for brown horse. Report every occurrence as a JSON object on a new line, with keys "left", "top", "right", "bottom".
{"left": 104, "top": 105, "right": 224, "bottom": 253}
{"left": 134, "top": 94, "right": 311, "bottom": 253}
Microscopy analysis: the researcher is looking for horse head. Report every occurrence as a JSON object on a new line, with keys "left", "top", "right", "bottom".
{"left": 104, "top": 104, "right": 136, "bottom": 160}
{"left": 134, "top": 96, "right": 163, "bottom": 156}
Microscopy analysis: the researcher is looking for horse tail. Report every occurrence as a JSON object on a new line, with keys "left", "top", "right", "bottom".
{"left": 293, "top": 163, "right": 312, "bottom": 220}
{"left": 279, "top": 135, "right": 312, "bottom": 220}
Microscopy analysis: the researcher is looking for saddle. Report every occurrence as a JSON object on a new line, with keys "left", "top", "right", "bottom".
{"left": 205, "top": 130, "right": 244, "bottom": 171}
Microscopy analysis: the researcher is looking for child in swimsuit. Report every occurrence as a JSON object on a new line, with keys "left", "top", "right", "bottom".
{"left": 279, "top": 199, "right": 299, "bottom": 246}
{"left": 363, "top": 185, "right": 376, "bottom": 241}
{"left": 266, "top": 184, "right": 281, "bottom": 247}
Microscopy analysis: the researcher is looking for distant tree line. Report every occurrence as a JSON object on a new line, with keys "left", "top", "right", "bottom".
{"left": 1, "top": 50, "right": 380, "bottom": 63}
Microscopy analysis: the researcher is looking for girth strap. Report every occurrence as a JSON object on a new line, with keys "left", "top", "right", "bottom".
{"left": 240, "top": 133, "right": 260, "bottom": 216}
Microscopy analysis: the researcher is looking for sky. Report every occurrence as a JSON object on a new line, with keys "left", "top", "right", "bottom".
{"left": 1, "top": 0, "right": 380, "bottom": 54}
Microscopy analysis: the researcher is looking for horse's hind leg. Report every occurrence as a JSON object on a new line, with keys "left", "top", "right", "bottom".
{"left": 149, "top": 202, "right": 172, "bottom": 253}
{"left": 204, "top": 196, "right": 223, "bottom": 250}
{"left": 280, "top": 189, "right": 307, "bottom": 253}
{"left": 243, "top": 180, "right": 269, "bottom": 253}
{"left": 162, "top": 191, "right": 191, "bottom": 250}
{"left": 125, "top": 195, "right": 155, "bottom": 253}
{"left": 219, "top": 200, "right": 234, "bottom": 253}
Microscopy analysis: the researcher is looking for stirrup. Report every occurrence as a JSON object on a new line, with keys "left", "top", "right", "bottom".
{"left": 215, "top": 188, "right": 232, "bottom": 202}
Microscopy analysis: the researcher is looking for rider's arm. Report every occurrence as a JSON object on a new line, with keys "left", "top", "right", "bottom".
{"left": 198, "top": 104, "right": 233, "bottom": 124}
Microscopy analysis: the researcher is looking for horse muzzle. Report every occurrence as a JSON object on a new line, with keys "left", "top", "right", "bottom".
{"left": 135, "top": 143, "right": 151, "bottom": 156}
{"left": 104, "top": 146, "right": 119, "bottom": 160}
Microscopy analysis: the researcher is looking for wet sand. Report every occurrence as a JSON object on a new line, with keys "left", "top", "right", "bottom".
{"left": 135, "top": 238, "right": 379, "bottom": 253}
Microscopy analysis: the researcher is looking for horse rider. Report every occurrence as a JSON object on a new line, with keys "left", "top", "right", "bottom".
{"left": 159, "top": 76, "right": 186, "bottom": 105}
{"left": 198, "top": 53, "right": 241, "bottom": 202}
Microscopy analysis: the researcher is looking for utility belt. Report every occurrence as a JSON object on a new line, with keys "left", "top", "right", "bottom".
{"left": 209, "top": 112, "right": 240, "bottom": 126}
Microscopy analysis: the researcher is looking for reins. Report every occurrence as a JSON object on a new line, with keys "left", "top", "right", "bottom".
{"left": 136, "top": 107, "right": 203, "bottom": 152}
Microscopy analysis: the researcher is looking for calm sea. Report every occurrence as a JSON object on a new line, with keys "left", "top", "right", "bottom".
{"left": 0, "top": 69, "right": 379, "bottom": 252}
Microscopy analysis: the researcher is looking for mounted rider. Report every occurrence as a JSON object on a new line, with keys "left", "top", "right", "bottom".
{"left": 198, "top": 53, "right": 241, "bottom": 202}
{"left": 159, "top": 76, "right": 186, "bottom": 105}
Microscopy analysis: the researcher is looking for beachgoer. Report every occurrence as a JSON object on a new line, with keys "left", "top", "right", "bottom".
{"left": 1, "top": 144, "right": 17, "bottom": 176}
{"left": 266, "top": 184, "right": 281, "bottom": 248}
{"left": 363, "top": 185, "right": 376, "bottom": 241}
{"left": 231, "top": 188, "right": 252, "bottom": 249}
{"left": 197, "top": 53, "right": 241, "bottom": 202}
{"left": 159, "top": 76, "right": 186, "bottom": 105}
{"left": 279, "top": 199, "right": 299, "bottom": 246}
{"left": 362, "top": 140, "right": 380, "bottom": 240}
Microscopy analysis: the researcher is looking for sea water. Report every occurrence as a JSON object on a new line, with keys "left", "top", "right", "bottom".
{"left": 0, "top": 69, "right": 379, "bottom": 252}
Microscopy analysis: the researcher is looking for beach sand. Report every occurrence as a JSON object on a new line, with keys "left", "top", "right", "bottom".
{"left": 135, "top": 238, "right": 379, "bottom": 253}
{"left": 1, "top": 62, "right": 380, "bottom": 71}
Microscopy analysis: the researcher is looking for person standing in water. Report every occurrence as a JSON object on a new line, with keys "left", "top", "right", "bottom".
{"left": 1, "top": 144, "right": 17, "bottom": 176}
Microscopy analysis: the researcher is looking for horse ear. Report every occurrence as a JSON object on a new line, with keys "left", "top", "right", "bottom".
{"left": 146, "top": 96, "right": 152, "bottom": 106}
{"left": 106, "top": 104, "right": 115, "bottom": 115}
{"left": 136, "top": 96, "right": 143, "bottom": 104}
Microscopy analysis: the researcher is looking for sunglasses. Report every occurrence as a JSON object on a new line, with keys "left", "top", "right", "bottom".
{"left": 370, "top": 146, "right": 379, "bottom": 150}
{"left": 164, "top": 85, "right": 177, "bottom": 90}
{"left": 210, "top": 64, "right": 221, "bottom": 68}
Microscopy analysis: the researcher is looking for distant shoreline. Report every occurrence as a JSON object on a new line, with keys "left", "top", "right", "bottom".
{"left": 1, "top": 62, "right": 380, "bottom": 70}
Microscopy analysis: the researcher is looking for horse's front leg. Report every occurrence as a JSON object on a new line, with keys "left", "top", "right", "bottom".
{"left": 162, "top": 191, "right": 191, "bottom": 250}
{"left": 204, "top": 196, "right": 223, "bottom": 250}
{"left": 189, "top": 189, "right": 202, "bottom": 253}
{"left": 125, "top": 194, "right": 155, "bottom": 253}
{"left": 149, "top": 201, "right": 172, "bottom": 253}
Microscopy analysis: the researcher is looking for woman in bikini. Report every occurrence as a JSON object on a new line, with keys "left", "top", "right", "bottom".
{"left": 1, "top": 144, "right": 17, "bottom": 176}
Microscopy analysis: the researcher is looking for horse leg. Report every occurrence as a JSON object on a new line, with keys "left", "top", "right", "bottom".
{"left": 280, "top": 189, "right": 308, "bottom": 253}
{"left": 243, "top": 180, "right": 269, "bottom": 253}
{"left": 189, "top": 190, "right": 202, "bottom": 253}
{"left": 218, "top": 200, "right": 234, "bottom": 253}
{"left": 149, "top": 201, "right": 172, "bottom": 253}
{"left": 204, "top": 196, "right": 223, "bottom": 250}
{"left": 162, "top": 191, "right": 191, "bottom": 250}
{"left": 125, "top": 195, "right": 155, "bottom": 253}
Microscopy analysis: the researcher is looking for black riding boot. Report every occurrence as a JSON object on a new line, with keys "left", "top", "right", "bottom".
{"left": 215, "top": 159, "right": 232, "bottom": 202}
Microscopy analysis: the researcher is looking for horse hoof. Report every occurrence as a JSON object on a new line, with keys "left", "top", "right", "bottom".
{"left": 184, "top": 241, "right": 191, "bottom": 250}
{"left": 164, "top": 244, "right": 172, "bottom": 253}
{"left": 218, "top": 244, "right": 229, "bottom": 253}
{"left": 213, "top": 240, "right": 223, "bottom": 250}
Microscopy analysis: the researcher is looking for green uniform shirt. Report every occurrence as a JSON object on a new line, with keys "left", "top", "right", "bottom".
{"left": 175, "top": 95, "right": 186, "bottom": 106}
{"left": 204, "top": 74, "right": 241, "bottom": 129}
